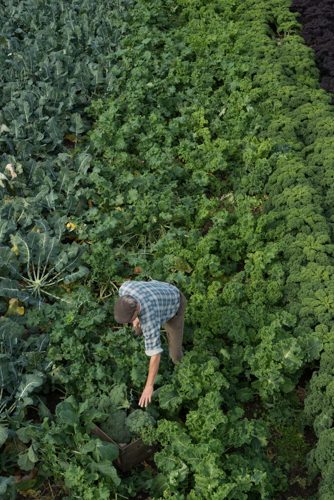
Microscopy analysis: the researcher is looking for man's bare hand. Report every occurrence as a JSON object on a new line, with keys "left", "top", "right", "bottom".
{"left": 139, "top": 385, "right": 153, "bottom": 407}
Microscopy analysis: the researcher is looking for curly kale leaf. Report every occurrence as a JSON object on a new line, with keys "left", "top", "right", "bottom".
{"left": 126, "top": 409, "right": 155, "bottom": 436}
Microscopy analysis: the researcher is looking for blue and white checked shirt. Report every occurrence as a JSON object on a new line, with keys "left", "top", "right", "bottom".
{"left": 119, "top": 280, "right": 180, "bottom": 356}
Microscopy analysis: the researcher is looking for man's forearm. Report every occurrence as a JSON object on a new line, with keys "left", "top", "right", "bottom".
{"left": 146, "top": 353, "right": 161, "bottom": 388}
{"left": 139, "top": 353, "right": 161, "bottom": 407}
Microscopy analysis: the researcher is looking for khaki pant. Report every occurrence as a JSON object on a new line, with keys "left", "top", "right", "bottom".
{"left": 164, "top": 292, "right": 187, "bottom": 364}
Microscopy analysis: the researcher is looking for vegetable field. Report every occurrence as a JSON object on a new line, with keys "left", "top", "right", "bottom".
{"left": 1, "top": 0, "right": 334, "bottom": 498}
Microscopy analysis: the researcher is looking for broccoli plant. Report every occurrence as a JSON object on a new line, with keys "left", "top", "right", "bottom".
{"left": 0, "top": 230, "right": 88, "bottom": 305}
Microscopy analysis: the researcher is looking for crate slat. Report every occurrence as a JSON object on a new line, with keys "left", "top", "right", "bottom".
{"left": 91, "top": 425, "right": 155, "bottom": 472}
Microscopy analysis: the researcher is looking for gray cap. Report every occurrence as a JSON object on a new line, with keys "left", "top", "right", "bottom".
{"left": 114, "top": 296, "right": 138, "bottom": 323}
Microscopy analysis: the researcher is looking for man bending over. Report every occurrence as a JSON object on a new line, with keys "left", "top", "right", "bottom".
{"left": 114, "top": 280, "right": 187, "bottom": 407}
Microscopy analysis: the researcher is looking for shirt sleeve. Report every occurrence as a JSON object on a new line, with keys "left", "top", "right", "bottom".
{"left": 119, "top": 282, "right": 128, "bottom": 296}
{"left": 142, "top": 318, "right": 163, "bottom": 356}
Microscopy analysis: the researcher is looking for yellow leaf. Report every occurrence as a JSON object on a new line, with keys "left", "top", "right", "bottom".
{"left": 17, "top": 489, "right": 40, "bottom": 498}
{"left": 171, "top": 257, "right": 192, "bottom": 274}
{"left": 6, "top": 298, "right": 25, "bottom": 316}
{"left": 66, "top": 222, "right": 77, "bottom": 231}
{"left": 64, "top": 132, "right": 78, "bottom": 143}
{"left": 11, "top": 243, "right": 19, "bottom": 256}
{"left": 17, "top": 305, "right": 25, "bottom": 315}
{"left": 5, "top": 163, "right": 17, "bottom": 179}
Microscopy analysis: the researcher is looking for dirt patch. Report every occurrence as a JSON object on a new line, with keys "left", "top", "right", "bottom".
{"left": 291, "top": 0, "right": 334, "bottom": 98}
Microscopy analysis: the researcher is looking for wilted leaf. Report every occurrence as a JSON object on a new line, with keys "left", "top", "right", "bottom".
{"left": 64, "top": 133, "right": 78, "bottom": 144}
{"left": 66, "top": 222, "right": 77, "bottom": 231}
{"left": 5, "top": 164, "right": 17, "bottom": 179}
{"left": 11, "top": 243, "right": 20, "bottom": 256}
{"left": 6, "top": 298, "right": 25, "bottom": 316}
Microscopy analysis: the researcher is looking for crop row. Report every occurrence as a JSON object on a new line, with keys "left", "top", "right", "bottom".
{"left": 0, "top": 0, "right": 131, "bottom": 497}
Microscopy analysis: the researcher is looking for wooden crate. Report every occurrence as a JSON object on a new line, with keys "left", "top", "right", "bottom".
{"left": 91, "top": 425, "right": 155, "bottom": 473}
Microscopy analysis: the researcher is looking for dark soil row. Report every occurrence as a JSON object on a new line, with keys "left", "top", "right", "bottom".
{"left": 291, "top": 0, "right": 334, "bottom": 97}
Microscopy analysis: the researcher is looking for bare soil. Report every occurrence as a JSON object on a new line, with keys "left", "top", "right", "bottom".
{"left": 291, "top": 0, "right": 334, "bottom": 98}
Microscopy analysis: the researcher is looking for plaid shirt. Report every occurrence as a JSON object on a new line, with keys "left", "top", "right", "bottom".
{"left": 119, "top": 280, "right": 180, "bottom": 356}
